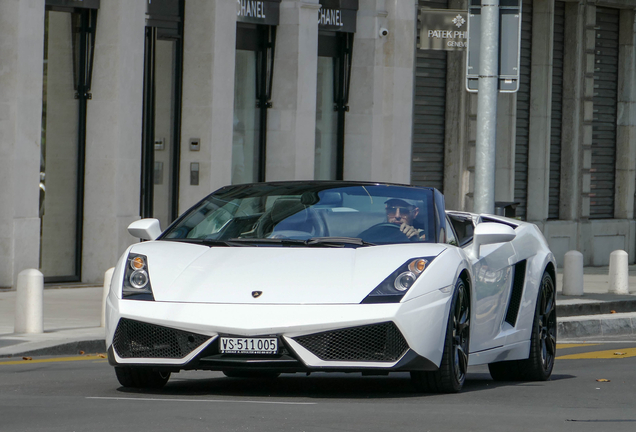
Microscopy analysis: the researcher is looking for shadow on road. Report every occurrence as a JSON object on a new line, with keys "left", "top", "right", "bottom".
{"left": 116, "top": 371, "right": 576, "bottom": 399}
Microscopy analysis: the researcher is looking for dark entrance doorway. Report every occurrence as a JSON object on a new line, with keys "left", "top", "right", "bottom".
{"left": 141, "top": 0, "right": 184, "bottom": 229}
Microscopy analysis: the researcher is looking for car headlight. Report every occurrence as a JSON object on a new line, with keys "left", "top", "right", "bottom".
{"left": 361, "top": 257, "right": 434, "bottom": 304}
{"left": 122, "top": 253, "right": 154, "bottom": 301}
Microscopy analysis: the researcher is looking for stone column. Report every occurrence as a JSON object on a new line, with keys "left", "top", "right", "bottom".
{"left": 559, "top": 1, "right": 585, "bottom": 221}
{"left": 526, "top": 0, "right": 555, "bottom": 221}
{"left": 180, "top": 0, "right": 237, "bottom": 210}
{"left": 82, "top": 0, "right": 146, "bottom": 283}
{"left": 266, "top": 0, "right": 320, "bottom": 181}
{"left": 444, "top": 0, "right": 472, "bottom": 211}
{"left": 614, "top": 8, "right": 636, "bottom": 220}
{"left": 0, "top": 0, "right": 44, "bottom": 288}
{"left": 345, "top": 0, "right": 416, "bottom": 184}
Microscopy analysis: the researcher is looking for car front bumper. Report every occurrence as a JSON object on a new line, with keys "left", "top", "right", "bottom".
{"left": 105, "top": 287, "right": 452, "bottom": 373}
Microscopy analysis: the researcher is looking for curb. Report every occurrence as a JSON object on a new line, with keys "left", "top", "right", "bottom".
{"left": 0, "top": 340, "right": 106, "bottom": 359}
{"left": 557, "top": 312, "right": 636, "bottom": 340}
{"left": 557, "top": 299, "right": 636, "bottom": 318}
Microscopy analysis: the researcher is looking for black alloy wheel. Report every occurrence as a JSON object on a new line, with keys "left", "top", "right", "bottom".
{"left": 411, "top": 277, "right": 470, "bottom": 393}
{"left": 452, "top": 279, "right": 471, "bottom": 384}
{"left": 536, "top": 271, "right": 557, "bottom": 375}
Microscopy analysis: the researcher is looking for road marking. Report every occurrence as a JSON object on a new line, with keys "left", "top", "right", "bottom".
{"left": 0, "top": 355, "right": 106, "bottom": 366}
{"left": 87, "top": 396, "right": 316, "bottom": 406}
{"left": 557, "top": 343, "right": 599, "bottom": 349}
{"left": 560, "top": 340, "right": 636, "bottom": 344}
{"left": 557, "top": 347, "right": 636, "bottom": 360}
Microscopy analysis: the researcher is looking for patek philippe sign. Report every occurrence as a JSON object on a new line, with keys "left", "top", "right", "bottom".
{"left": 236, "top": 0, "right": 280, "bottom": 26}
{"left": 418, "top": 9, "right": 468, "bottom": 51}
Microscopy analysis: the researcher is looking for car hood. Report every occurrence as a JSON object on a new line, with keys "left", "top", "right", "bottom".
{"left": 129, "top": 240, "right": 447, "bottom": 305}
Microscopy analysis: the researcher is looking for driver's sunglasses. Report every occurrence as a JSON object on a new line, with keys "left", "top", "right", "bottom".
{"left": 385, "top": 206, "right": 414, "bottom": 216}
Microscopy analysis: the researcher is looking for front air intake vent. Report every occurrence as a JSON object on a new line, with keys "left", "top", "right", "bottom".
{"left": 293, "top": 322, "right": 408, "bottom": 362}
{"left": 113, "top": 318, "right": 210, "bottom": 359}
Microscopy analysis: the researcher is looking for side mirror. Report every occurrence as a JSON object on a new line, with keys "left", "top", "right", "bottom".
{"left": 471, "top": 222, "right": 516, "bottom": 258}
{"left": 128, "top": 218, "right": 162, "bottom": 240}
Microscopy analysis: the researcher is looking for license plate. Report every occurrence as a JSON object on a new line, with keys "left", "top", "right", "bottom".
{"left": 219, "top": 337, "right": 278, "bottom": 354}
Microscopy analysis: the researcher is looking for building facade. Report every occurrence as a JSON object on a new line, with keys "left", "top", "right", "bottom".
{"left": 0, "top": 0, "right": 634, "bottom": 288}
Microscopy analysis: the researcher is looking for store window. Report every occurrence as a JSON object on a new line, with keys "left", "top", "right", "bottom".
{"left": 232, "top": 1, "right": 280, "bottom": 184}
{"left": 315, "top": 1, "right": 357, "bottom": 180}
{"left": 40, "top": 0, "right": 98, "bottom": 282}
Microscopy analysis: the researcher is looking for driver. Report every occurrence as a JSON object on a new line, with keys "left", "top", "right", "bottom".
{"left": 385, "top": 198, "right": 426, "bottom": 241}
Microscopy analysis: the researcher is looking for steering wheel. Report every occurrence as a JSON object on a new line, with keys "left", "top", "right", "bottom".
{"left": 358, "top": 222, "right": 412, "bottom": 243}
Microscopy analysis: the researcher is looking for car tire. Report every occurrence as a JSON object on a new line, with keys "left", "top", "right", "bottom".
{"left": 115, "top": 367, "right": 171, "bottom": 389}
{"left": 488, "top": 271, "right": 557, "bottom": 381}
{"left": 222, "top": 370, "right": 281, "bottom": 379}
{"left": 411, "top": 277, "right": 470, "bottom": 393}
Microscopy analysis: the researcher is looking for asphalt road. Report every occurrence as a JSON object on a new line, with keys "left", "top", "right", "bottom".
{"left": 1, "top": 342, "right": 635, "bottom": 432}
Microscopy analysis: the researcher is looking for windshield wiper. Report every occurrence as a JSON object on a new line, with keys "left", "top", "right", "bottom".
{"left": 227, "top": 237, "right": 375, "bottom": 247}
{"left": 305, "top": 237, "right": 375, "bottom": 248}
{"left": 165, "top": 237, "right": 374, "bottom": 248}
{"left": 164, "top": 238, "right": 249, "bottom": 247}
{"left": 218, "top": 238, "right": 308, "bottom": 247}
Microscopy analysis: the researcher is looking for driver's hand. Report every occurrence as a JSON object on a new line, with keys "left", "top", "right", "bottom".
{"left": 400, "top": 222, "right": 419, "bottom": 239}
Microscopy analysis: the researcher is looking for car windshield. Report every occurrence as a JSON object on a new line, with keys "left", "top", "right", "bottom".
{"left": 162, "top": 183, "right": 436, "bottom": 246}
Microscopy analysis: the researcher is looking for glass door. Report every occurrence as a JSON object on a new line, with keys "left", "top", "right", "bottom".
{"left": 141, "top": 4, "right": 184, "bottom": 229}
{"left": 315, "top": 32, "right": 353, "bottom": 180}
{"left": 315, "top": 55, "right": 339, "bottom": 180}
{"left": 233, "top": 48, "right": 260, "bottom": 184}
{"left": 232, "top": 24, "right": 276, "bottom": 184}
{"left": 39, "top": 8, "right": 96, "bottom": 282}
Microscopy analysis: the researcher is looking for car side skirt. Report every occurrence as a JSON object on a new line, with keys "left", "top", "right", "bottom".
{"left": 467, "top": 340, "right": 531, "bottom": 366}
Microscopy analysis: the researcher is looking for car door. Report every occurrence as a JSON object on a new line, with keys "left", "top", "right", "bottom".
{"left": 463, "top": 220, "right": 517, "bottom": 353}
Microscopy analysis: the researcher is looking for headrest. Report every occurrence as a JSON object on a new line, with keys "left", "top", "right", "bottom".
{"left": 270, "top": 198, "right": 306, "bottom": 223}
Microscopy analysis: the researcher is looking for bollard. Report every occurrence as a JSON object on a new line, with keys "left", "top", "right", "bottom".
{"left": 14, "top": 269, "right": 44, "bottom": 334}
{"left": 562, "top": 250, "right": 584, "bottom": 296}
{"left": 101, "top": 267, "right": 115, "bottom": 327}
{"left": 608, "top": 250, "right": 629, "bottom": 295}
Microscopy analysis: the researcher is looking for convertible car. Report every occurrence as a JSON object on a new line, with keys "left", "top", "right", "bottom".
{"left": 105, "top": 181, "right": 557, "bottom": 393}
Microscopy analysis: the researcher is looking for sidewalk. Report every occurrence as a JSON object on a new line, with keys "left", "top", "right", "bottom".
{"left": 0, "top": 286, "right": 105, "bottom": 358}
{"left": 0, "top": 268, "right": 635, "bottom": 358}
{"left": 555, "top": 266, "right": 636, "bottom": 340}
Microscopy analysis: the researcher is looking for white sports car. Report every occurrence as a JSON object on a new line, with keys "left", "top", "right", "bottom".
{"left": 105, "top": 181, "right": 557, "bottom": 393}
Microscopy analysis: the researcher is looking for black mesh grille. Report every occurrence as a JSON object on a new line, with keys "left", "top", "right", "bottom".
{"left": 293, "top": 322, "right": 409, "bottom": 362}
{"left": 113, "top": 318, "right": 210, "bottom": 359}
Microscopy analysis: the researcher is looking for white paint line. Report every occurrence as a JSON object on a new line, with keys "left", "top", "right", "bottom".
{"left": 87, "top": 396, "right": 316, "bottom": 406}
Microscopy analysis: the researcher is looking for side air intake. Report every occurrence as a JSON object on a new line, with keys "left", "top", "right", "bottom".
{"left": 505, "top": 260, "right": 527, "bottom": 326}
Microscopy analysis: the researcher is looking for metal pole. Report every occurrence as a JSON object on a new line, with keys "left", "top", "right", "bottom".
{"left": 474, "top": 0, "right": 499, "bottom": 215}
